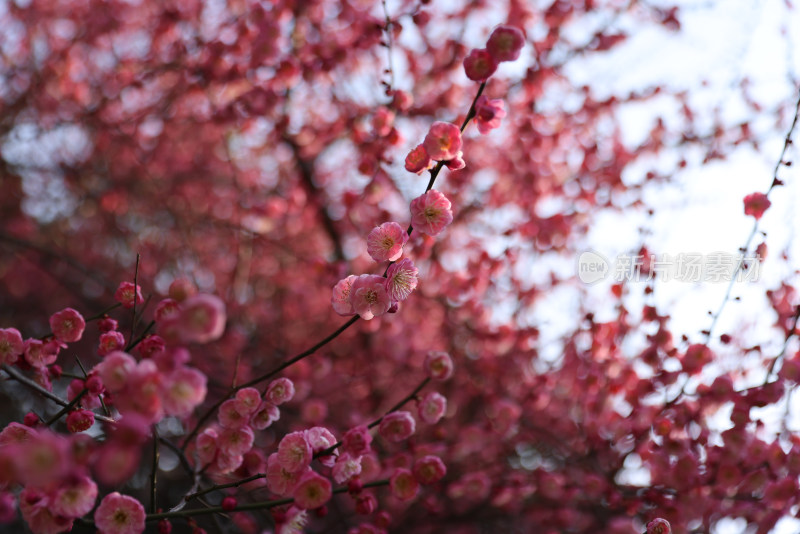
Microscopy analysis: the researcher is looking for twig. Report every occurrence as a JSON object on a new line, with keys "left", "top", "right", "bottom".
{"left": 317, "top": 377, "right": 430, "bottom": 458}
{"left": 705, "top": 87, "right": 800, "bottom": 341}
{"left": 142, "top": 479, "right": 389, "bottom": 522}
{"left": 1, "top": 365, "right": 115, "bottom": 424}
{"left": 151, "top": 426, "right": 160, "bottom": 514}
{"left": 131, "top": 253, "right": 140, "bottom": 345}
{"left": 45, "top": 388, "right": 87, "bottom": 426}
{"left": 186, "top": 473, "right": 266, "bottom": 502}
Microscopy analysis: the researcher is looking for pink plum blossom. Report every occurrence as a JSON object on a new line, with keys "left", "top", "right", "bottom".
{"left": 331, "top": 275, "right": 358, "bottom": 316}
{"left": 405, "top": 144, "right": 432, "bottom": 174}
{"left": 389, "top": 468, "right": 419, "bottom": 501}
{"left": 252, "top": 401, "right": 280, "bottom": 430}
{"left": 0, "top": 328, "right": 23, "bottom": 365}
{"left": 177, "top": 294, "right": 226, "bottom": 343}
{"left": 51, "top": 475, "right": 97, "bottom": 518}
{"left": 423, "top": 121, "right": 462, "bottom": 161}
{"left": 234, "top": 387, "right": 262, "bottom": 416}
{"left": 385, "top": 258, "right": 419, "bottom": 302}
{"left": 277, "top": 431, "right": 312, "bottom": 473}
{"left": 266, "top": 378, "right": 295, "bottom": 405}
{"left": 93, "top": 443, "right": 140, "bottom": 487}
{"left": 305, "top": 426, "right": 338, "bottom": 467}
{"left": 113, "top": 360, "right": 163, "bottom": 423}
{"left": 162, "top": 367, "right": 207, "bottom": 418}
{"left": 445, "top": 152, "right": 466, "bottom": 170}
{"left": 474, "top": 96, "right": 507, "bottom": 134}
{"left": 463, "top": 48, "right": 497, "bottom": 81}
{"left": 647, "top": 518, "right": 672, "bottom": 534}
{"left": 219, "top": 399, "right": 249, "bottom": 429}
{"left": 350, "top": 274, "right": 391, "bottom": 320}
{"left": 66, "top": 409, "right": 95, "bottom": 433}
{"left": 219, "top": 425, "right": 255, "bottom": 456}
{"left": 342, "top": 425, "right": 373, "bottom": 456}
{"left": 19, "top": 488, "right": 73, "bottom": 534}
{"left": 744, "top": 192, "right": 771, "bottom": 220}
{"left": 266, "top": 453, "right": 305, "bottom": 496}
{"left": 154, "top": 298, "right": 180, "bottom": 322}
{"left": 98, "top": 331, "right": 125, "bottom": 357}
{"left": 168, "top": 278, "right": 197, "bottom": 302}
{"left": 366, "top": 222, "right": 408, "bottom": 262}
{"left": 95, "top": 351, "right": 136, "bottom": 393}
{"left": 410, "top": 190, "right": 454, "bottom": 237}
{"left": 418, "top": 391, "right": 447, "bottom": 424}
{"left": 24, "top": 338, "right": 59, "bottom": 368}
{"left": 49, "top": 308, "right": 85, "bottom": 344}
{"left": 332, "top": 452, "right": 362, "bottom": 484}
{"left": 94, "top": 492, "right": 146, "bottom": 534}
{"left": 137, "top": 335, "right": 165, "bottom": 358}
{"left": 196, "top": 428, "right": 219, "bottom": 466}
{"left": 292, "top": 471, "right": 332, "bottom": 510}
{"left": 487, "top": 25, "right": 525, "bottom": 62}
{"left": 114, "top": 281, "right": 144, "bottom": 309}
{"left": 425, "top": 351, "right": 454, "bottom": 380}
{"left": 210, "top": 451, "right": 244, "bottom": 475}
{"left": 413, "top": 455, "right": 447, "bottom": 485}
{"left": 379, "top": 411, "right": 416, "bottom": 442}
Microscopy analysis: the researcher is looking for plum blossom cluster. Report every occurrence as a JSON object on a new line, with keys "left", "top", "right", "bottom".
{"left": 195, "top": 379, "right": 291, "bottom": 476}
{"left": 332, "top": 235, "right": 422, "bottom": 321}
{"left": 403, "top": 25, "right": 523, "bottom": 176}
{"left": 0, "top": 278, "right": 232, "bottom": 534}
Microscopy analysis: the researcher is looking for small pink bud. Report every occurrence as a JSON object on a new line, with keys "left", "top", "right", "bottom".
{"left": 355, "top": 493, "right": 376, "bottom": 515}
{"left": 221, "top": 496, "right": 237, "bottom": 511}
{"left": 66, "top": 409, "right": 95, "bottom": 433}
{"left": 97, "top": 317, "right": 118, "bottom": 332}
{"left": 405, "top": 144, "right": 432, "bottom": 174}
{"left": 23, "top": 412, "right": 39, "bottom": 427}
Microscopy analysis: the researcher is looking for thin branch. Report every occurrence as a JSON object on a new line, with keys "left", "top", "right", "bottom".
{"left": 764, "top": 305, "right": 800, "bottom": 383}
{"left": 142, "top": 479, "right": 389, "bottom": 522}
{"left": 1, "top": 365, "right": 115, "bottom": 424}
{"left": 705, "top": 87, "right": 800, "bottom": 341}
{"left": 151, "top": 426, "right": 160, "bottom": 514}
{"left": 317, "top": 377, "right": 430, "bottom": 458}
{"left": 45, "top": 388, "right": 87, "bottom": 426}
{"left": 182, "top": 315, "right": 360, "bottom": 450}
{"left": 186, "top": 473, "right": 266, "bottom": 502}
{"left": 125, "top": 320, "right": 155, "bottom": 352}
{"left": 131, "top": 253, "right": 141, "bottom": 344}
